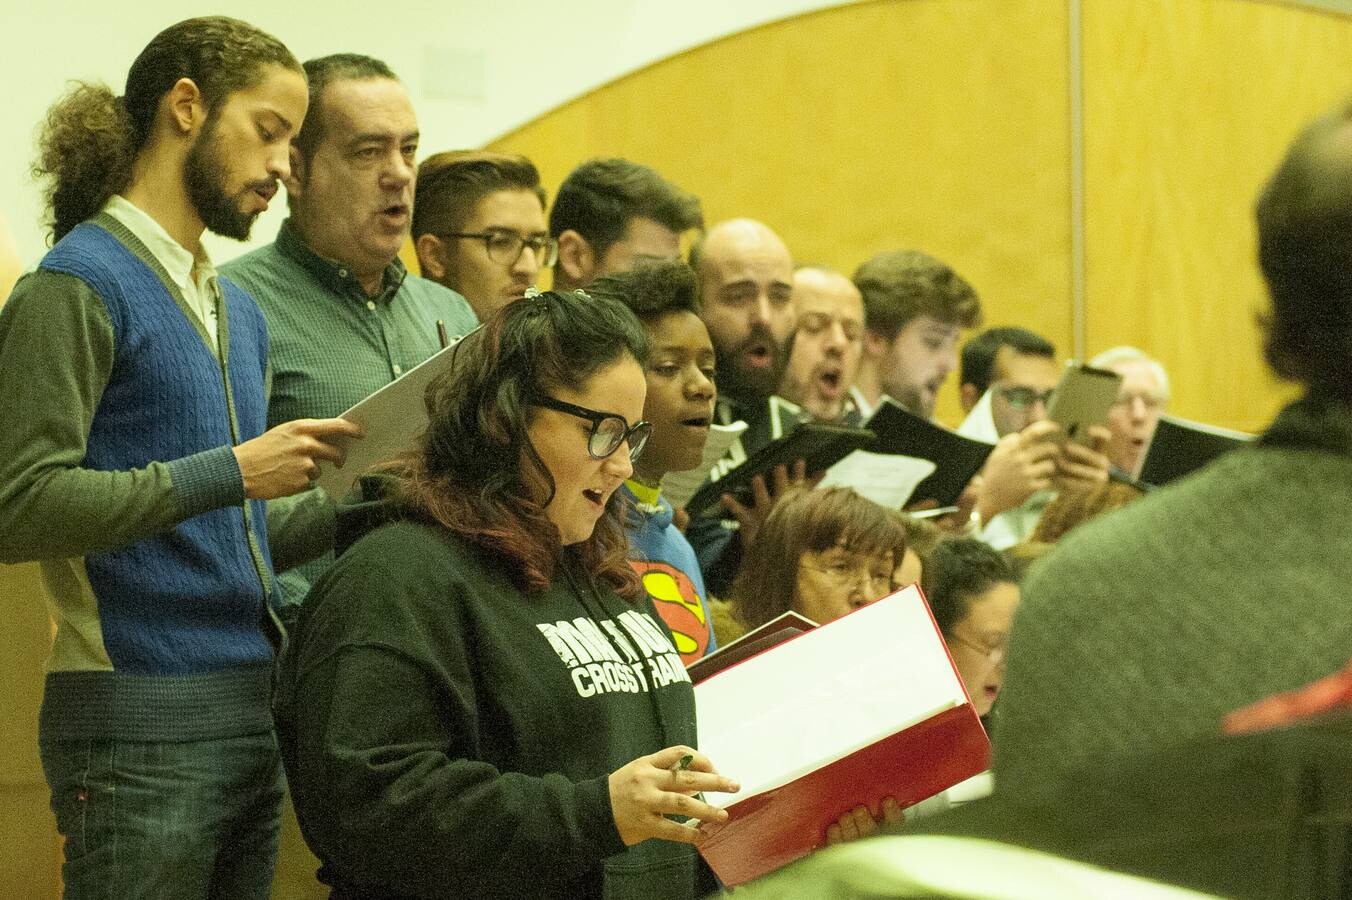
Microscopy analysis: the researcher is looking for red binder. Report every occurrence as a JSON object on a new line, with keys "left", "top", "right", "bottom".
{"left": 693, "top": 585, "right": 990, "bottom": 886}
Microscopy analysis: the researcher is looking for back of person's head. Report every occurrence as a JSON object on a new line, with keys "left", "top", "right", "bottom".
{"left": 33, "top": 16, "right": 300, "bottom": 241}
{"left": 1256, "top": 98, "right": 1352, "bottom": 401}
{"left": 961, "top": 327, "right": 1057, "bottom": 397}
{"left": 731, "top": 487, "right": 909, "bottom": 630}
{"left": 853, "top": 249, "right": 982, "bottom": 340}
{"left": 293, "top": 53, "right": 397, "bottom": 166}
{"left": 922, "top": 537, "right": 1017, "bottom": 635}
{"left": 412, "top": 150, "right": 545, "bottom": 240}
{"left": 397, "top": 290, "right": 649, "bottom": 597}
{"left": 585, "top": 258, "right": 701, "bottom": 322}
{"left": 548, "top": 158, "right": 703, "bottom": 258}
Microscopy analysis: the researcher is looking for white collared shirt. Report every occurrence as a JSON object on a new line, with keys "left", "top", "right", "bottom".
{"left": 103, "top": 195, "right": 219, "bottom": 350}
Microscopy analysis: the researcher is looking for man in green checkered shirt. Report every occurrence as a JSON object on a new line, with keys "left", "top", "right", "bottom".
{"left": 224, "top": 53, "right": 477, "bottom": 611}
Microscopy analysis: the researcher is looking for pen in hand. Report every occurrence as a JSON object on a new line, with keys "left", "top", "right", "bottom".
{"left": 669, "top": 754, "right": 704, "bottom": 826}
{"left": 436, "top": 320, "right": 449, "bottom": 349}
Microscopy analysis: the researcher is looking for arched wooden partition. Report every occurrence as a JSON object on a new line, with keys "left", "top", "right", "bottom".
{"left": 490, "top": 0, "right": 1352, "bottom": 430}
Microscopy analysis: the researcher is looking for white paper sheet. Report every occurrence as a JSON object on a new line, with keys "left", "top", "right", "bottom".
{"left": 312, "top": 341, "right": 460, "bottom": 500}
{"left": 695, "top": 586, "right": 968, "bottom": 806}
{"left": 818, "top": 450, "right": 938, "bottom": 510}
{"left": 660, "top": 421, "right": 749, "bottom": 509}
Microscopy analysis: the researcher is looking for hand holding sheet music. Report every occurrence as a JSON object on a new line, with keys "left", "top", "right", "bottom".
{"left": 683, "top": 423, "right": 875, "bottom": 519}
{"left": 312, "top": 341, "right": 461, "bottom": 500}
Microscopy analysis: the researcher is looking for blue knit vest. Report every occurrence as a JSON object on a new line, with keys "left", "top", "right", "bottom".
{"left": 40, "top": 221, "right": 276, "bottom": 676}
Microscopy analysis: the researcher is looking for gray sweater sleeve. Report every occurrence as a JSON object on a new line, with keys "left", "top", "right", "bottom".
{"left": 0, "top": 270, "right": 245, "bottom": 562}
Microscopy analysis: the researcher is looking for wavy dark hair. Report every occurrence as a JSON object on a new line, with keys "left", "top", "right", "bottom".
{"left": 33, "top": 16, "right": 300, "bottom": 242}
{"left": 729, "top": 486, "right": 909, "bottom": 629}
{"left": 394, "top": 290, "right": 650, "bottom": 598}
{"left": 1256, "top": 99, "right": 1352, "bottom": 400}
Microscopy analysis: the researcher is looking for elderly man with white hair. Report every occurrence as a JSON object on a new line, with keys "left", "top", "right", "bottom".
{"left": 1089, "top": 346, "right": 1171, "bottom": 476}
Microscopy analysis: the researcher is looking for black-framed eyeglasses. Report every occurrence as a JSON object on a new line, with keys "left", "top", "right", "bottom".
{"left": 997, "top": 385, "right": 1056, "bottom": 410}
{"left": 444, "top": 229, "right": 559, "bottom": 267}
{"left": 530, "top": 395, "right": 652, "bottom": 462}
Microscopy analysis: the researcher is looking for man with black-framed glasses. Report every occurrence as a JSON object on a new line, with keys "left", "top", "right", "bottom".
{"left": 413, "top": 150, "right": 553, "bottom": 321}
{"left": 955, "top": 326, "right": 1111, "bottom": 548}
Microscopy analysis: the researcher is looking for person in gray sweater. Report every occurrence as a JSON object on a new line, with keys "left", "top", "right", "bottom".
{"left": 992, "top": 97, "right": 1352, "bottom": 798}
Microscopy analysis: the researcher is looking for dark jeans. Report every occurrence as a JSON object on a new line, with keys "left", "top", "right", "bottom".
{"left": 39, "top": 732, "right": 283, "bottom": 900}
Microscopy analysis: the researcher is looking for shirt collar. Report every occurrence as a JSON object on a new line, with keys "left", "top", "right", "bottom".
{"left": 625, "top": 479, "right": 663, "bottom": 509}
{"left": 103, "top": 195, "right": 214, "bottom": 291}
{"left": 276, "top": 218, "right": 407, "bottom": 304}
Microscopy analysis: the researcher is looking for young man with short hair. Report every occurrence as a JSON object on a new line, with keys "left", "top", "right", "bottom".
{"left": 550, "top": 157, "right": 703, "bottom": 291}
{"left": 412, "top": 150, "right": 552, "bottom": 321}
{"left": 958, "top": 326, "right": 1058, "bottom": 415}
{"left": 851, "top": 249, "right": 983, "bottom": 420}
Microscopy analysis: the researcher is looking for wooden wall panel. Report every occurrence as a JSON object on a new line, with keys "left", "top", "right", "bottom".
{"left": 1081, "top": 0, "right": 1352, "bottom": 431}
{"left": 489, "top": 0, "right": 1073, "bottom": 427}
{"left": 0, "top": 564, "right": 60, "bottom": 900}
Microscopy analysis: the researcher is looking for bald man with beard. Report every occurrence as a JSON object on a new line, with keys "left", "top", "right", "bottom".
{"left": 688, "top": 218, "right": 805, "bottom": 596}
{"left": 695, "top": 219, "right": 797, "bottom": 424}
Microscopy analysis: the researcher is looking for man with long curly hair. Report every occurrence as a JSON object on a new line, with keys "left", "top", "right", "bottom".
{"left": 0, "top": 17, "right": 359, "bottom": 898}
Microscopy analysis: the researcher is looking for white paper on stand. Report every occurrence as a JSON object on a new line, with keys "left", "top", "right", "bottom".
{"left": 660, "top": 421, "right": 749, "bottom": 509}
{"left": 819, "top": 450, "right": 937, "bottom": 510}
{"left": 313, "top": 342, "right": 460, "bottom": 500}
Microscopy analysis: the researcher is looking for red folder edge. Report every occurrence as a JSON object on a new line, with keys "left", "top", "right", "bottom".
{"left": 696, "top": 694, "right": 990, "bottom": 886}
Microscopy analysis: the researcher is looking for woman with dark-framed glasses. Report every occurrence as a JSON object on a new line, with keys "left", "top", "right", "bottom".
{"left": 274, "top": 290, "right": 736, "bottom": 899}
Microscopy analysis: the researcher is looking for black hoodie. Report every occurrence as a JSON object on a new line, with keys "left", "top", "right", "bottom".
{"left": 274, "top": 479, "right": 710, "bottom": 899}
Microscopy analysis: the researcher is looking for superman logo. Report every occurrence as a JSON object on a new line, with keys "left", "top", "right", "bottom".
{"left": 629, "top": 560, "right": 710, "bottom": 666}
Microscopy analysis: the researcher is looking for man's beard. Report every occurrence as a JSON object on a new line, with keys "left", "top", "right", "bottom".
{"left": 714, "top": 325, "right": 789, "bottom": 406}
{"left": 184, "top": 115, "right": 261, "bottom": 241}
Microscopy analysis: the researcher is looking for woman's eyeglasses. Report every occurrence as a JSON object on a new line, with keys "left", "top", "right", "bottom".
{"left": 798, "top": 558, "right": 896, "bottom": 594}
{"left": 531, "top": 395, "right": 652, "bottom": 462}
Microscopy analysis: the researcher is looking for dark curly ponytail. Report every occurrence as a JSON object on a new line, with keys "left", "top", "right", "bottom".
{"left": 32, "top": 16, "right": 300, "bottom": 243}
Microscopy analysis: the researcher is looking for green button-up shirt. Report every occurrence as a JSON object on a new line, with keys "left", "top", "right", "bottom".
{"left": 222, "top": 220, "right": 478, "bottom": 605}
{"left": 223, "top": 219, "right": 478, "bottom": 427}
